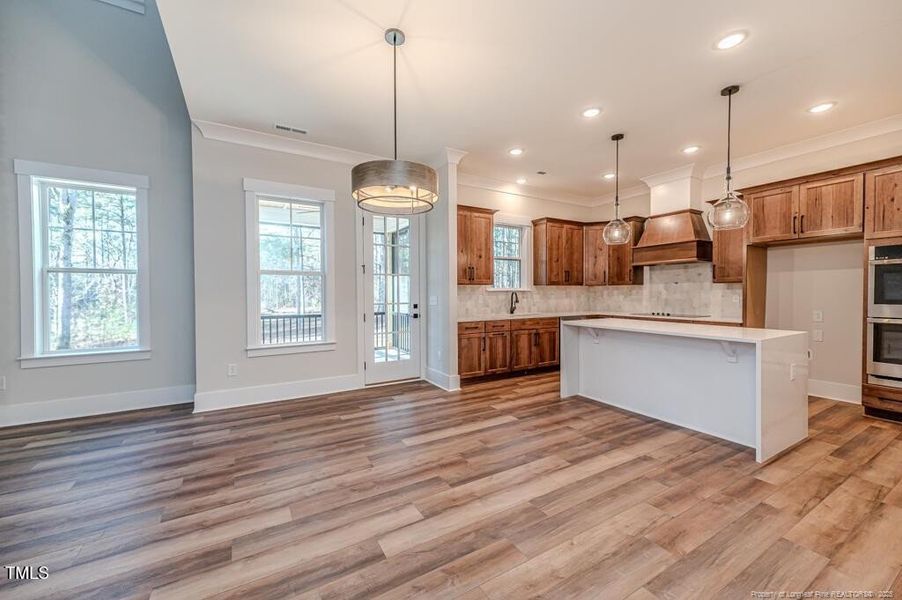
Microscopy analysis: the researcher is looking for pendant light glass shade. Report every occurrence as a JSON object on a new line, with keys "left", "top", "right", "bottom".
{"left": 602, "top": 217, "right": 631, "bottom": 245}
{"left": 352, "top": 29, "right": 439, "bottom": 215}
{"left": 707, "top": 85, "right": 750, "bottom": 230}
{"left": 603, "top": 133, "right": 630, "bottom": 245}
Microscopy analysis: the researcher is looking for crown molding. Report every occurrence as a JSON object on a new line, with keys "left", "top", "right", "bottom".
{"left": 702, "top": 113, "right": 902, "bottom": 180}
{"left": 640, "top": 164, "right": 702, "bottom": 188}
{"left": 590, "top": 184, "right": 651, "bottom": 207}
{"left": 443, "top": 148, "right": 468, "bottom": 166}
{"left": 457, "top": 172, "right": 598, "bottom": 207}
{"left": 193, "top": 120, "right": 386, "bottom": 165}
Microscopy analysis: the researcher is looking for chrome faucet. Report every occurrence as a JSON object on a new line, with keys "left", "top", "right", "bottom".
{"left": 509, "top": 291, "right": 520, "bottom": 314}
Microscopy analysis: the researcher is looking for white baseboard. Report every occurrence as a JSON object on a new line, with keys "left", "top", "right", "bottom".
{"left": 808, "top": 379, "right": 861, "bottom": 404}
{"left": 0, "top": 384, "right": 195, "bottom": 428}
{"left": 424, "top": 366, "right": 460, "bottom": 391}
{"left": 193, "top": 373, "right": 364, "bottom": 413}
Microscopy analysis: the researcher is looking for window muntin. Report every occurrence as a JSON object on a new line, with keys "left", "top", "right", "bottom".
{"left": 39, "top": 179, "right": 140, "bottom": 353}
{"left": 256, "top": 197, "right": 325, "bottom": 345}
{"left": 493, "top": 224, "right": 523, "bottom": 289}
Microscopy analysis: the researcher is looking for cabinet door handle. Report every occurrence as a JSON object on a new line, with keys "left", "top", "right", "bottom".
{"left": 800, "top": 214, "right": 805, "bottom": 233}
{"left": 533, "top": 332, "right": 538, "bottom": 346}
{"left": 482, "top": 336, "right": 486, "bottom": 352}
{"left": 792, "top": 214, "right": 797, "bottom": 235}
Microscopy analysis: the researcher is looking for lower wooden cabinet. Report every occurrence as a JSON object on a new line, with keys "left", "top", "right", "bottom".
{"left": 459, "top": 318, "right": 559, "bottom": 379}
{"left": 485, "top": 331, "right": 511, "bottom": 374}
{"left": 458, "top": 332, "right": 486, "bottom": 378}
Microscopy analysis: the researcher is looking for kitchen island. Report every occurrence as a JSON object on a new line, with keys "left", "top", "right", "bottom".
{"left": 560, "top": 318, "right": 809, "bottom": 462}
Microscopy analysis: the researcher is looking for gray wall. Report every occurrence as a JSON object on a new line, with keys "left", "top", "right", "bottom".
{"left": 191, "top": 131, "right": 361, "bottom": 402}
{"left": 0, "top": 0, "right": 195, "bottom": 410}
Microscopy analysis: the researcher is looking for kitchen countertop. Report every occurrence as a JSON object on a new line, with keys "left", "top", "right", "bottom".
{"left": 562, "top": 317, "right": 804, "bottom": 343}
{"left": 458, "top": 311, "right": 744, "bottom": 325}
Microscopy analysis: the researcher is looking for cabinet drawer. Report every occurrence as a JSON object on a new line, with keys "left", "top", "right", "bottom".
{"left": 485, "top": 320, "right": 511, "bottom": 332}
{"left": 458, "top": 321, "right": 485, "bottom": 334}
{"left": 511, "top": 317, "right": 559, "bottom": 330}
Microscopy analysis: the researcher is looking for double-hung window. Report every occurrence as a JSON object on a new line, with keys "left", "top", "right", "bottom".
{"left": 493, "top": 224, "right": 526, "bottom": 289}
{"left": 245, "top": 178, "right": 336, "bottom": 356}
{"left": 16, "top": 160, "right": 150, "bottom": 367}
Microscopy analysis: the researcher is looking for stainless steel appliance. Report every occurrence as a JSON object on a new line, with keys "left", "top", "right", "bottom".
{"left": 867, "top": 317, "right": 902, "bottom": 388}
{"left": 868, "top": 244, "right": 902, "bottom": 319}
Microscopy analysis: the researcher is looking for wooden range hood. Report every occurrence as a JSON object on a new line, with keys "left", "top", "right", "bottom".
{"left": 632, "top": 209, "right": 712, "bottom": 266}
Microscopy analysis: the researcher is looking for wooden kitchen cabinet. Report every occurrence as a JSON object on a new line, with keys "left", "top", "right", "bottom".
{"left": 535, "top": 328, "right": 559, "bottom": 367}
{"left": 458, "top": 332, "right": 485, "bottom": 378}
{"left": 747, "top": 176, "right": 864, "bottom": 244}
{"left": 533, "top": 218, "right": 584, "bottom": 285}
{"left": 583, "top": 223, "right": 607, "bottom": 285}
{"left": 583, "top": 218, "right": 644, "bottom": 286}
{"left": 748, "top": 185, "right": 799, "bottom": 243}
{"left": 457, "top": 205, "right": 496, "bottom": 285}
{"left": 484, "top": 320, "right": 511, "bottom": 375}
{"left": 712, "top": 226, "right": 745, "bottom": 283}
{"left": 865, "top": 164, "right": 902, "bottom": 239}
{"left": 510, "top": 318, "right": 560, "bottom": 370}
{"left": 798, "top": 173, "right": 863, "bottom": 239}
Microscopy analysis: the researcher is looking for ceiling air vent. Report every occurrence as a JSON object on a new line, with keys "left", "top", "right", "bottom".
{"left": 274, "top": 124, "right": 308, "bottom": 135}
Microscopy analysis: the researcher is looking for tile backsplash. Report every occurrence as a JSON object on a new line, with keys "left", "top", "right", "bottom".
{"left": 458, "top": 262, "right": 743, "bottom": 321}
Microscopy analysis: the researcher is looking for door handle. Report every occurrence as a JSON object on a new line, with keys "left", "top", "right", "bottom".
{"left": 800, "top": 214, "right": 805, "bottom": 233}
{"left": 792, "top": 214, "right": 797, "bottom": 235}
{"left": 533, "top": 332, "right": 539, "bottom": 346}
{"left": 482, "top": 336, "right": 486, "bottom": 352}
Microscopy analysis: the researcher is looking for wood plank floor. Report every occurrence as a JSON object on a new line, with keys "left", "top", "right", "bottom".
{"left": 1, "top": 372, "right": 901, "bottom": 599}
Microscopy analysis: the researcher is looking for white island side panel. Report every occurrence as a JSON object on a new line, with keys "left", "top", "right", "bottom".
{"left": 572, "top": 327, "right": 758, "bottom": 448}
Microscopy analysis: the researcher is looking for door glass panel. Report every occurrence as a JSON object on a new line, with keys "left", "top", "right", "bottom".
{"left": 373, "top": 216, "right": 412, "bottom": 363}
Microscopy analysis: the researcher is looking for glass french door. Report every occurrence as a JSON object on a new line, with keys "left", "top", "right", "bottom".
{"left": 364, "top": 213, "right": 421, "bottom": 384}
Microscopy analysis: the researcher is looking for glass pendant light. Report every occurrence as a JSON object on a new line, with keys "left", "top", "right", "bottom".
{"left": 352, "top": 29, "right": 438, "bottom": 214}
{"left": 707, "top": 85, "right": 750, "bottom": 230}
{"left": 603, "top": 133, "right": 631, "bottom": 245}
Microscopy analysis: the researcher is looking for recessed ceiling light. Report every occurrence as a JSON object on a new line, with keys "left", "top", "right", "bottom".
{"left": 516, "top": 177, "right": 527, "bottom": 185}
{"left": 715, "top": 31, "right": 747, "bottom": 50}
{"left": 808, "top": 102, "right": 836, "bottom": 114}
{"left": 603, "top": 173, "right": 616, "bottom": 180}
{"left": 508, "top": 147, "right": 524, "bottom": 156}
{"left": 682, "top": 145, "right": 700, "bottom": 154}
{"left": 582, "top": 107, "right": 601, "bottom": 118}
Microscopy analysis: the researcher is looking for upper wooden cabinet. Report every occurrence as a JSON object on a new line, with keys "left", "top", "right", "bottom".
{"left": 747, "top": 175, "right": 864, "bottom": 244}
{"left": 798, "top": 174, "right": 863, "bottom": 239}
{"left": 748, "top": 185, "right": 800, "bottom": 243}
{"left": 533, "top": 218, "right": 584, "bottom": 285}
{"left": 865, "top": 164, "right": 902, "bottom": 239}
{"left": 712, "top": 226, "right": 745, "bottom": 283}
{"left": 457, "top": 205, "right": 496, "bottom": 285}
{"left": 583, "top": 223, "right": 607, "bottom": 285}
{"left": 585, "top": 218, "right": 645, "bottom": 286}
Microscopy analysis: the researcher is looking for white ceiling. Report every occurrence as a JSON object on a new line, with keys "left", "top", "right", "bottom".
{"left": 157, "top": 0, "right": 902, "bottom": 202}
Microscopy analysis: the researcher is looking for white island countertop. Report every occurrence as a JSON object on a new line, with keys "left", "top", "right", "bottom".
{"left": 563, "top": 318, "right": 805, "bottom": 344}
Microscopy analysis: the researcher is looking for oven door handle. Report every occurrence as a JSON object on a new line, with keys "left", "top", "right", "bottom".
{"left": 867, "top": 317, "right": 902, "bottom": 324}
{"left": 869, "top": 258, "right": 902, "bottom": 265}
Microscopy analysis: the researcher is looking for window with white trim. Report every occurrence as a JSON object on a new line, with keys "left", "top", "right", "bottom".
{"left": 493, "top": 224, "right": 525, "bottom": 289}
{"left": 15, "top": 160, "right": 150, "bottom": 366}
{"left": 245, "top": 178, "right": 336, "bottom": 356}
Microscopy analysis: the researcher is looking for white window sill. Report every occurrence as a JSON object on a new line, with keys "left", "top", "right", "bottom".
{"left": 485, "top": 287, "right": 534, "bottom": 293}
{"left": 18, "top": 348, "right": 151, "bottom": 369}
{"left": 247, "top": 341, "right": 336, "bottom": 358}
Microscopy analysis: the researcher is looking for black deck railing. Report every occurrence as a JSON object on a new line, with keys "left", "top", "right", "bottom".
{"left": 261, "top": 312, "right": 411, "bottom": 349}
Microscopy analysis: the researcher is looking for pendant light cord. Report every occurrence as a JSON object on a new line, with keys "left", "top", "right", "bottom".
{"left": 393, "top": 40, "right": 398, "bottom": 161}
{"left": 725, "top": 90, "right": 732, "bottom": 194}
{"left": 614, "top": 136, "right": 620, "bottom": 218}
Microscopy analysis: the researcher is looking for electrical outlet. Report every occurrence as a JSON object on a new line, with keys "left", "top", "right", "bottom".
{"left": 0, "top": 376, "right": 6, "bottom": 391}
{"left": 813, "top": 329, "right": 824, "bottom": 342}
{"left": 812, "top": 310, "right": 824, "bottom": 323}
{"left": 227, "top": 364, "right": 238, "bottom": 377}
